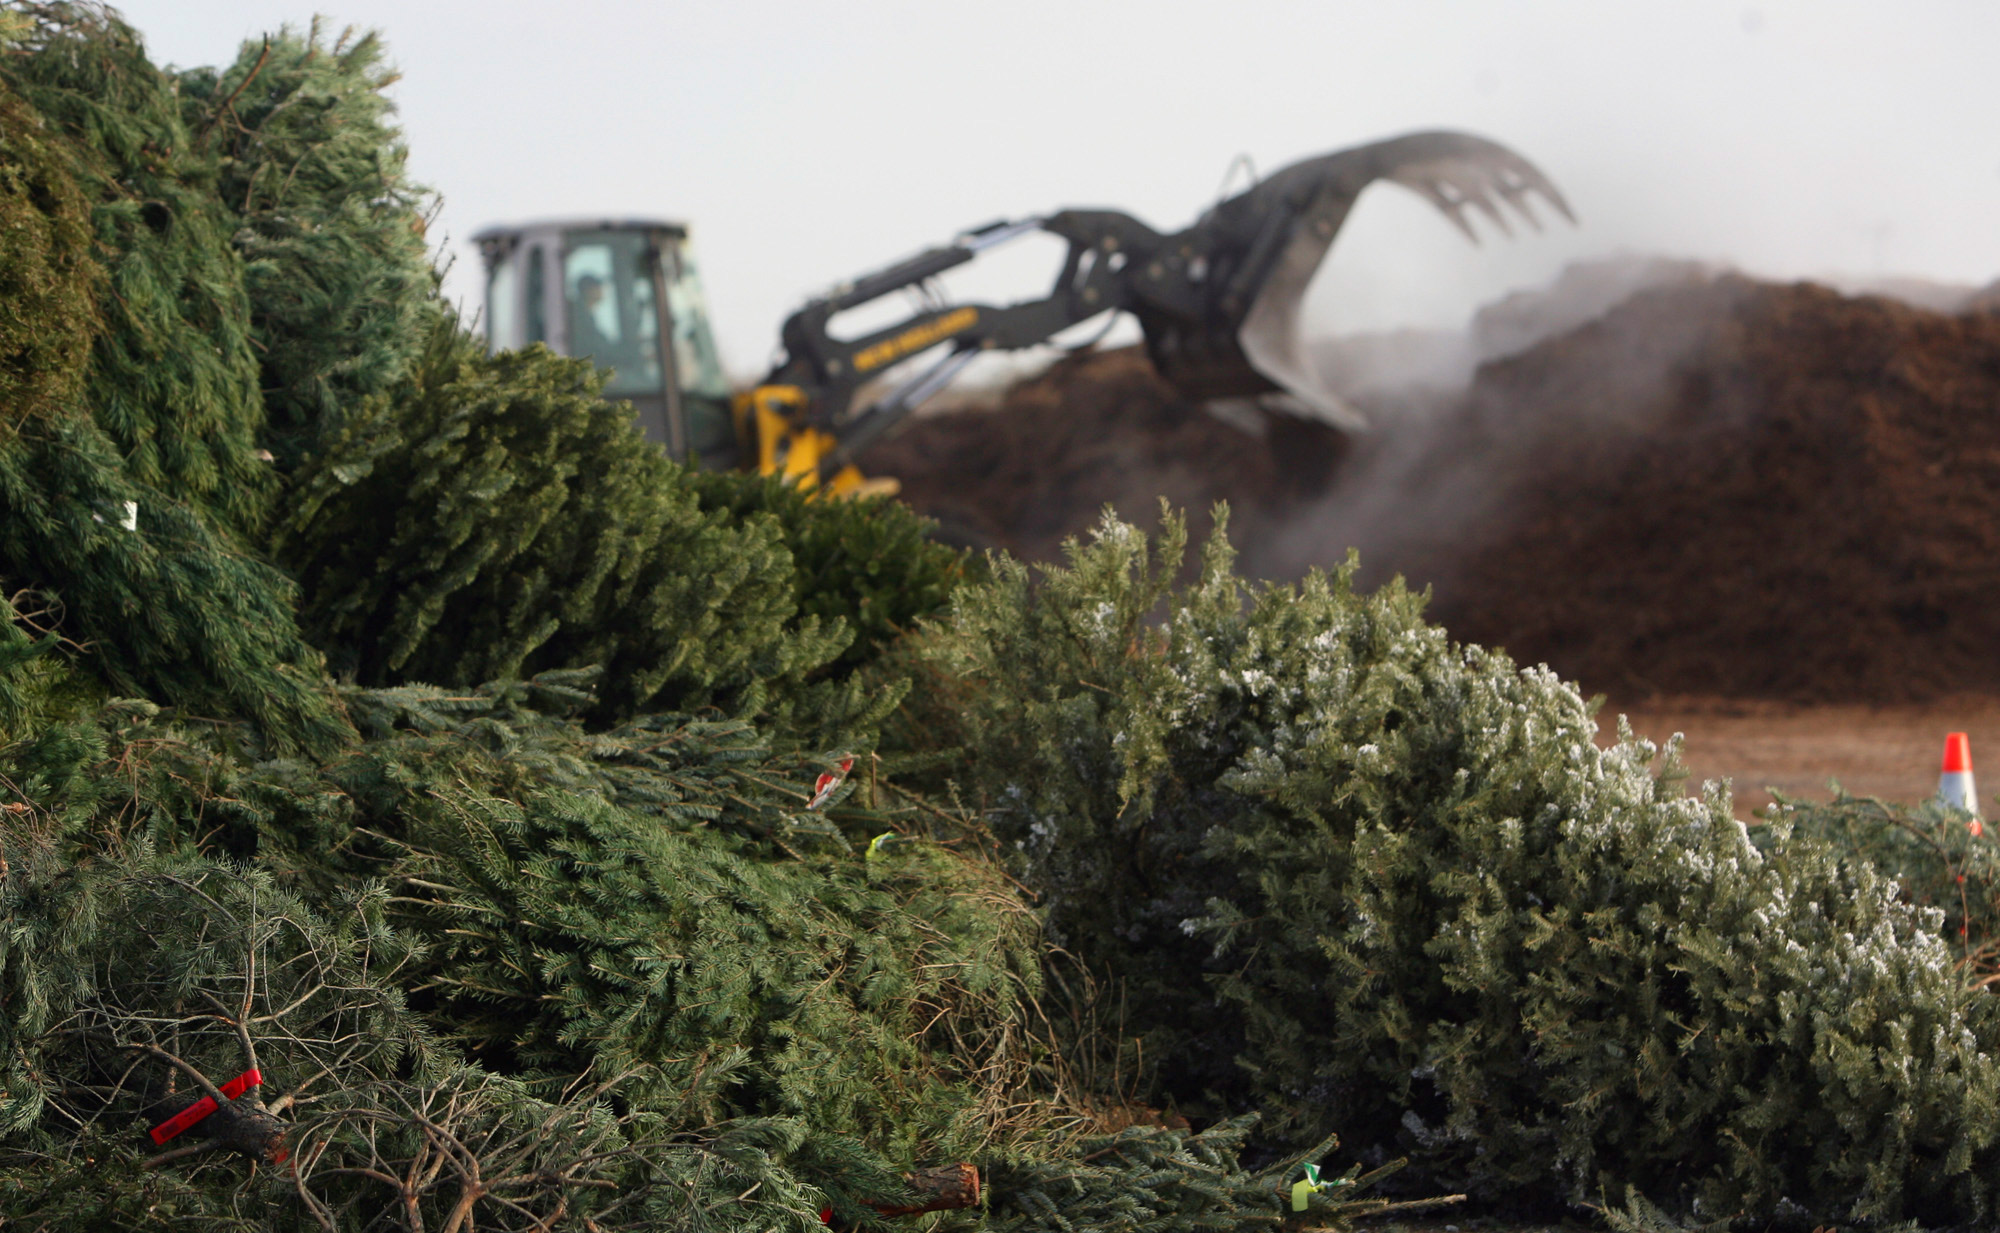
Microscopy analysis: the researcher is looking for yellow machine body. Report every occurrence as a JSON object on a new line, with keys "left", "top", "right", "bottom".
{"left": 733, "top": 385, "right": 900, "bottom": 500}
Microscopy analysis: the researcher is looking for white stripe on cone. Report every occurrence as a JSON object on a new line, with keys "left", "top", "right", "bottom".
{"left": 1940, "top": 732, "right": 1981, "bottom": 836}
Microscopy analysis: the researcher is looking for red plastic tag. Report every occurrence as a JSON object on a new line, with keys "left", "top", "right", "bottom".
{"left": 809, "top": 758, "right": 855, "bottom": 809}
{"left": 148, "top": 1068, "right": 264, "bottom": 1145}
{"left": 148, "top": 1096, "right": 216, "bottom": 1145}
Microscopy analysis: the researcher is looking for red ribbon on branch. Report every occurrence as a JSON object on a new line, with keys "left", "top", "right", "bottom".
{"left": 148, "top": 1068, "right": 264, "bottom": 1145}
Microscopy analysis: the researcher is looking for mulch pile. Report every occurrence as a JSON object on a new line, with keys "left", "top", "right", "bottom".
{"left": 1417, "top": 276, "right": 2000, "bottom": 702}
{"left": 874, "top": 275, "right": 2000, "bottom": 704}
{"left": 863, "top": 348, "right": 1350, "bottom": 563}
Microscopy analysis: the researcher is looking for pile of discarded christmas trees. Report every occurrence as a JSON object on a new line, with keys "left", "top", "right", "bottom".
{"left": 6, "top": 6, "right": 2000, "bottom": 1230}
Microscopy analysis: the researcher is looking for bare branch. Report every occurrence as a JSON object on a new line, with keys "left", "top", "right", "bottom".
{"left": 129, "top": 1042, "right": 229, "bottom": 1106}
{"left": 141, "top": 1135, "right": 228, "bottom": 1170}
{"left": 197, "top": 989, "right": 263, "bottom": 1077}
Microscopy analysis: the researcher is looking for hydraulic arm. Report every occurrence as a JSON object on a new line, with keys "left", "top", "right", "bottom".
{"left": 740, "top": 129, "right": 1572, "bottom": 494}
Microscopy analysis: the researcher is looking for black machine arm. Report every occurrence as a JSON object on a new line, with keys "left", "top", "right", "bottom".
{"left": 747, "top": 130, "right": 1572, "bottom": 486}
{"left": 761, "top": 213, "right": 1165, "bottom": 473}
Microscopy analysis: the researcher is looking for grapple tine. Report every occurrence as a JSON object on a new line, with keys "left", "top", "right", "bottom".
{"left": 1450, "top": 171, "right": 1518, "bottom": 239}
{"left": 1393, "top": 164, "right": 1516, "bottom": 242}
{"left": 1417, "top": 182, "right": 1486, "bottom": 244}
{"left": 1491, "top": 178, "right": 1545, "bottom": 232}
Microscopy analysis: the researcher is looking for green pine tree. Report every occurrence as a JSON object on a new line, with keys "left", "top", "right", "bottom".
{"left": 986, "top": 1115, "right": 1442, "bottom": 1233}
{"left": 0, "top": 838, "right": 841, "bottom": 1231}
{"left": 271, "top": 317, "right": 881, "bottom": 742}
{"left": 1767, "top": 789, "right": 2000, "bottom": 981}
{"left": 913, "top": 506, "right": 2000, "bottom": 1227}
{"left": 0, "top": 73, "right": 96, "bottom": 444}
{"left": 178, "top": 20, "right": 435, "bottom": 469}
{"left": 0, "top": 27, "right": 344, "bottom": 752}
{"left": 2, "top": 1, "right": 272, "bottom": 536}
{"left": 685, "top": 469, "right": 977, "bottom": 679}
{"left": 0, "top": 671, "right": 1049, "bottom": 1227}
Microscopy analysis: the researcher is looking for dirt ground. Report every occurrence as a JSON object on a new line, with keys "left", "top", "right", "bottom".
{"left": 1598, "top": 694, "right": 2000, "bottom": 815}
{"left": 1414, "top": 277, "right": 2000, "bottom": 708}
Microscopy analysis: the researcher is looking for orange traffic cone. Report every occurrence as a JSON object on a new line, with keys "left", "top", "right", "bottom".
{"left": 1941, "top": 732, "right": 1981, "bottom": 835}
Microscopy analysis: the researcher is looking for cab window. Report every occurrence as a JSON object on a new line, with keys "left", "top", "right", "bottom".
{"left": 563, "top": 230, "right": 665, "bottom": 396}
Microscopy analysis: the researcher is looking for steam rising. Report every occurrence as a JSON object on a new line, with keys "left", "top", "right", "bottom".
{"left": 1243, "top": 255, "right": 1724, "bottom": 585}
{"left": 1241, "top": 254, "right": 1999, "bottom": 595}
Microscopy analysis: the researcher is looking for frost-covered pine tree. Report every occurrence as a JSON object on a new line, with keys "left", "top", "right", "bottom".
{"left": 916, "top": 506, "right": 2000, "bottom": 1227}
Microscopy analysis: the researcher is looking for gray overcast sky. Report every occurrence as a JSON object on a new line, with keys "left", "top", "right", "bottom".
{"left": 119, "top": 1, "right": 2000, "bottom": 377}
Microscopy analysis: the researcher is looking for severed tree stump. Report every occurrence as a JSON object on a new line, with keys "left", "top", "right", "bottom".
{"left": 865, "top": 1163, "right": 980, "bottom": 1217}
{"left": 202, "top": 1095, "right": 289, "bottom": 1165}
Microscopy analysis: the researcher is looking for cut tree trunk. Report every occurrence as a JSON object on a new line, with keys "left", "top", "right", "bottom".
{"left": 866, "top": 1164, "right": 980, "bottom": 1217}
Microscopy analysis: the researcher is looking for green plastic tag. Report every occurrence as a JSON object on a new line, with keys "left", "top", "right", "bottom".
{"left": 1291, "top": 1162, "right": 1329, "bottom": 1211}
{"left": 866, "top": 832, "right": 893, "bottom": 860}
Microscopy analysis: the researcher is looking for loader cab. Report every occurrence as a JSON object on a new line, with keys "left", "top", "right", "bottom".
{"left": 474, "top": 219, "right": 734, "bottom": 465}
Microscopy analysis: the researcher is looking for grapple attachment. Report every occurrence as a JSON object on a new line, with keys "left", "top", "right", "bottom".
{"left": 1132, "top": 130, "right": 1574, "bottom": 428}
{"left": 737, "top": 128, "right": 1571, "bottom": 488}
